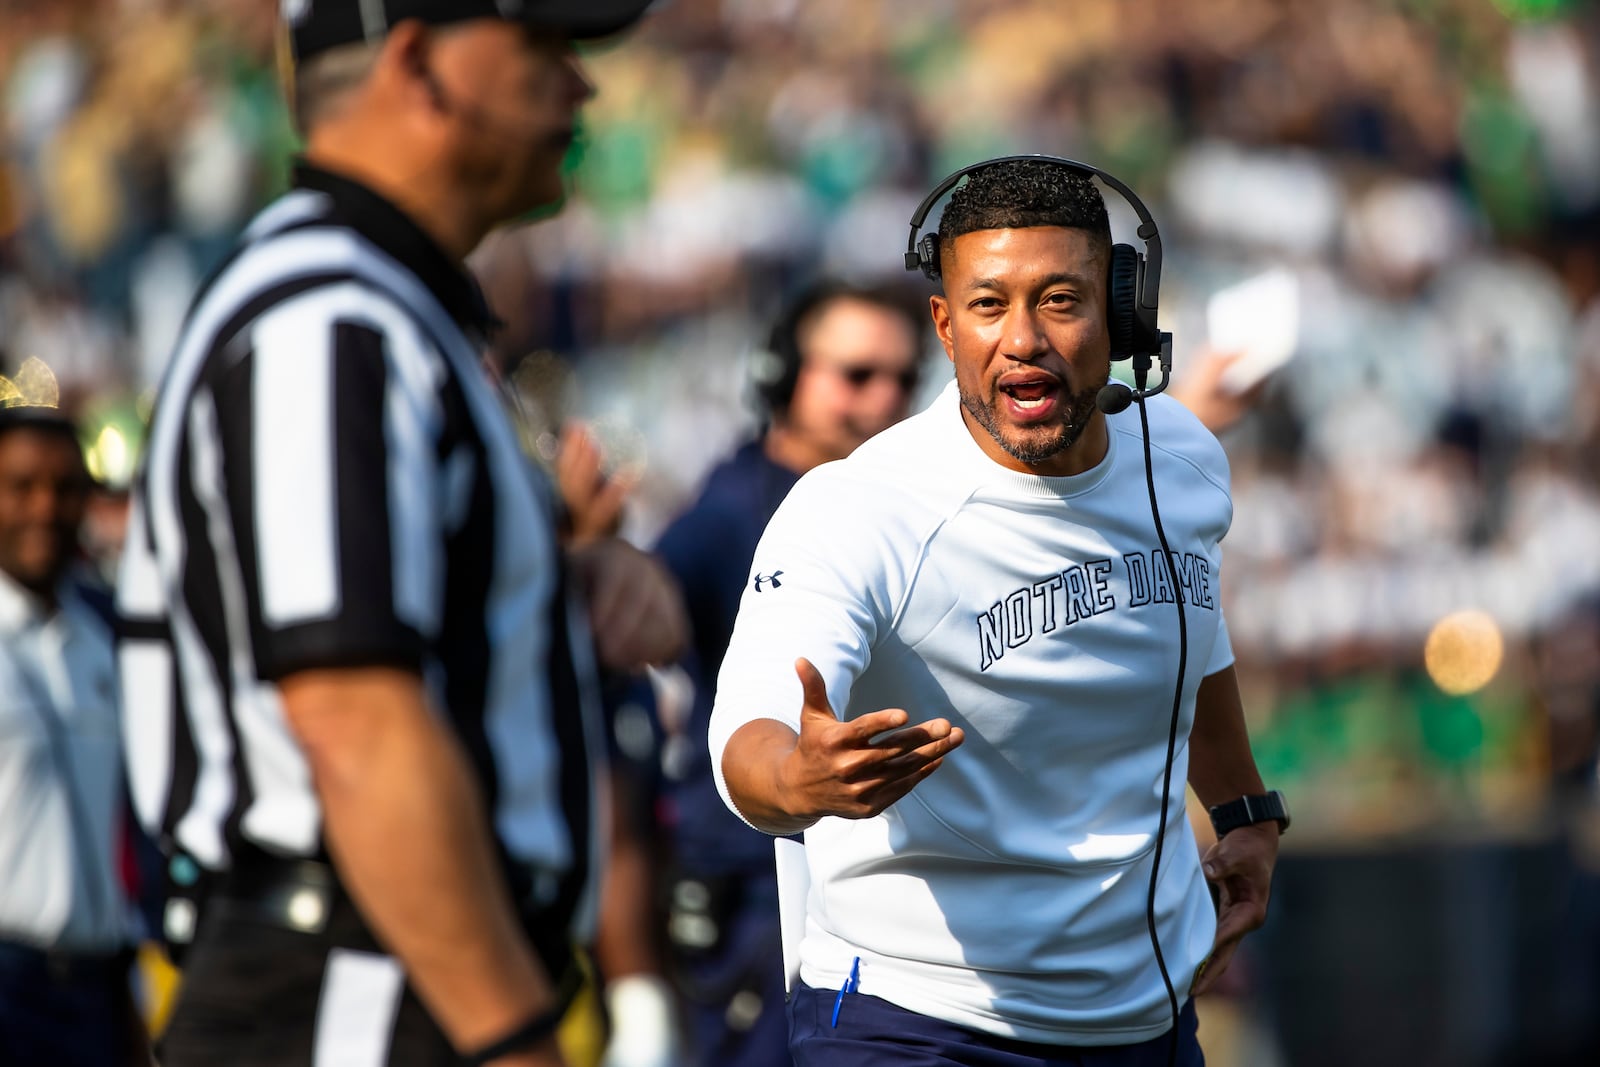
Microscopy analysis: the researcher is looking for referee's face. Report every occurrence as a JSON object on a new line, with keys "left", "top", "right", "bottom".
{"left": 0, "top": 428, "right": 89, "bottom": 596}
{"left": 431, "top": 21, "right": 596, "bottom": 218}
{"left": 931, "top": 226, "right": 1112, "bottom": 478}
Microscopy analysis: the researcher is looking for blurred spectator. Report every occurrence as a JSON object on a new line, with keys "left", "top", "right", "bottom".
{"left": 654, "top": 280, "right": 925, "bottom": 1066}
{"left": 0, "top": 396, "right": 145, "bottom": 1066}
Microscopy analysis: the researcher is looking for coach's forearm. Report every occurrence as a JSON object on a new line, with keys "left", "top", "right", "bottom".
{"left": 1186, "top": 665, "right": 1266, "bottom": 808}
{"left": 720, "top": 719, "right": 817, "bottom": 835}
{"left": 282, "top": 668, "right": 559, "bottom": 1058}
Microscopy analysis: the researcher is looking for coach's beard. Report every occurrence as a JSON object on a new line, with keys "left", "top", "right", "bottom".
{"left": 960, "top": 369, "right": 1108, "bottom": 467}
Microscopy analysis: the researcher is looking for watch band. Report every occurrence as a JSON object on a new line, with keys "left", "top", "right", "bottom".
{"left": 1207, "top": 790, "right": 1290, "bottom": 838}
{"left": 459, "top": 1005, "right": 563, "bottom": 1066}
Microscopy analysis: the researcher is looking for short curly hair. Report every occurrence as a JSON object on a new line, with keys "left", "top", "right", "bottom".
{"left": 937, "top": 159, "right": 1111, "bottom": 265}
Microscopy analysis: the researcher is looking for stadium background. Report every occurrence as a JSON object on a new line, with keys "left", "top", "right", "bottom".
{"left": 2, "top": 0, "right": 1598, "bottom": 1063}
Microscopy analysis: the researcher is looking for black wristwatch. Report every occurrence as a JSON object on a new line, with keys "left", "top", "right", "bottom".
{"left": 1208, "top": 791, "right": 1290, "bottom": 838}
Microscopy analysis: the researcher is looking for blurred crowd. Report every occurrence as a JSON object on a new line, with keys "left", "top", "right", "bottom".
{"left": 4, "top": 0, "right": 1600, "bottom": 842}
{"left": 5, "top": 1, "right": 1600, "bottom": 1063}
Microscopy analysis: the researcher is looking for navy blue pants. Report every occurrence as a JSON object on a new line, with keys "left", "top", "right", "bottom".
{"left": 0, "top": 940, "right": 132, "bottom": 1067}
{"left": 789, "top": 981, "right": 1204, "bottom": 1067}
{"left": 673, "top": 874, "right": 790, "bottom": 1066}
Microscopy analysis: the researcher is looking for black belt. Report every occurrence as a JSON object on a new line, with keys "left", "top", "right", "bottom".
{"left": 0, "top": 939, "right": 131, "bottom": 986}
{"left": 210, "top": 855, "right": 562, "bottom": 930}
{"left": 205, "top": 855, "right": 580, "bottom": 986}
{"left": 203, "top": 856, "right": 588, "bottom": 1041}
{"left": 211, "top": 857, "right": 342, "bottom": 934}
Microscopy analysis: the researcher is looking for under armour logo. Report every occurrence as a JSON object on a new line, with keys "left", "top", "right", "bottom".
{"left": 753, "top": 571, "right": 784, "bottom": 592}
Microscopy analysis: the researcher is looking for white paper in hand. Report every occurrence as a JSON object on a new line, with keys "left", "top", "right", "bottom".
{"left": 1206, "top": 268, "right": 1299, "bottom": 394}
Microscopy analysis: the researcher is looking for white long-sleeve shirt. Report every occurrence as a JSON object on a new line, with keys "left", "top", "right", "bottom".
{"left": 710, "top": 382, "right": 1234, "bottom": 1045}
{"left": 0, "top": 569, "right": 129, "bottom": 952}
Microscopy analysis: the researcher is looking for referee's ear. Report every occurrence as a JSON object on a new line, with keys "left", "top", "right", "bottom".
{"left": 291, "top": 29, "right": 417, "bottom": 141}
{"left": 375, "top": 19, "right": 447, "bottom": 121}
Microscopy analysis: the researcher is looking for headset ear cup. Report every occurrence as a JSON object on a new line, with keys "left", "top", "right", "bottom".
{"left": 755, "top": 295, "right": 810, "bottom": 417}
{"left": 749, "top": 347, "right": 791, "bottom": 415}
{"left": 1108, "top": 243, "right": 1141, "bottom": 361}
{"left": 919, "top": 233, "right": 942, "bottom": 281}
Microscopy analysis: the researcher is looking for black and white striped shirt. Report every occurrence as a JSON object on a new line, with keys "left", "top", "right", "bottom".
{"left": 116, "top": 165, "right": 602, "bottom": 942}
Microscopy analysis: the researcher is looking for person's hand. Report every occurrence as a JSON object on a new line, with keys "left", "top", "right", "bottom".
{"left": 779, "top": 657, "right": 965, "bottom": 822}
{"left": 1167, "top": 349, "right": 1267, "bottom": 435}
{"left": 1190, "top": 822, "right": 1278, "bottom": 996}
{"left": 599, "top": 974, "right": 683, "bottom": 1067}
{"left": 556, "top": 423, "right": 636, "bottom": 547}
{"left": 568, "top": 538, "right": 688, "bottom": 670}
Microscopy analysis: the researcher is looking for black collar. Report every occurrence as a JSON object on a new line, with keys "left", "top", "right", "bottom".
{"left": 291, "top": 161, "right": 498, "bottom": 336}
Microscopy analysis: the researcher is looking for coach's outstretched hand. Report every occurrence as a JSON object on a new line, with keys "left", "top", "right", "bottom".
{"left": 783, "top": 658, "right": 965, "bottom": 822}
{"left": 1190, "top": 821, "right": 1277, "bottom": 997}
{"left": 720, "top": 658, "right": 964, "bottom": 836}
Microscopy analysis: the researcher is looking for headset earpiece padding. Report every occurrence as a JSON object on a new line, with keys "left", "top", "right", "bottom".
{"left": 1108, "top": 242, "right": 1140, "bottom": 361}
{"left": 755, "top": 317, "right": 802, "bottom": 415}
{"left": 905, "top": 155, "right": 1167, "bottom": 362}
{"left": 918, "top": 233, "right": 942, "bottom": 281}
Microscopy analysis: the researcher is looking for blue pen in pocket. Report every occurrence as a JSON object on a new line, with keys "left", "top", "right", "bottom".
{"left": 830, "top": 956, "right": 861, "bottom": 1028}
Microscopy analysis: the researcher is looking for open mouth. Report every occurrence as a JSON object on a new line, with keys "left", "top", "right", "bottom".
{"left": 999, "top": 379, "right": 1061, "bottom": 422}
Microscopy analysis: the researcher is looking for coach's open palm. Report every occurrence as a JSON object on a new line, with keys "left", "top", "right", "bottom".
{"left": 782, "top": 657, "right": 965, "bottom": 822}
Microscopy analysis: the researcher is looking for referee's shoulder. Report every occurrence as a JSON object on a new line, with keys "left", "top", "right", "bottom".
{"left": 227, "top": 268, "right": 431, "bottom": 354}
{"left": 211, "top": 198, "right": 412, "bottom": 316}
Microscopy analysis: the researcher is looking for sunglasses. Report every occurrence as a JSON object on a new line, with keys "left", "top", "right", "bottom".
{"left": 820, "top": 363, "right": 920, "bottom": 393}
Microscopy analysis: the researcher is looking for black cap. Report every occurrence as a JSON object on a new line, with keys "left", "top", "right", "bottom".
{"left": 0, "top": 405, "right": 77, "bottom": 439}
{"left": 284, "top": 0, "right": 654, "bottom": 63}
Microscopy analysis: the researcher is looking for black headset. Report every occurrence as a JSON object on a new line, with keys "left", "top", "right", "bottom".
{"left": 904, "top": 153, "right": 1173, "bottom": 411}
{"left": 752, "top": 281, "right": 857, "bottom": 416}
{"left": 907, "top": 155, "right": 1191, "bottom": 1066}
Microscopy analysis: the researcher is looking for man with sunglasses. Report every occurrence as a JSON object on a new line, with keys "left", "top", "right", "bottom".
{"left": 755, "top": 284, "right": 926, "bottom": 478}
{"left": 653, "top": 281, "right": 924, "bottom": 1065}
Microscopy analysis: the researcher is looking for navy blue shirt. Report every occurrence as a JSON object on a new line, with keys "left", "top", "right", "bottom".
{"left": 656, "top": 439, "right": 800, "bottom": 876}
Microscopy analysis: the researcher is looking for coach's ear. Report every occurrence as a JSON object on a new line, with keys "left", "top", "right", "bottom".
{"left": 930, "top": 295, "right": 955, "bottom": 364}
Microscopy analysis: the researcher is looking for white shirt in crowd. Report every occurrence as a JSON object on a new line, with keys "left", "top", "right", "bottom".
{"left": 0, "top": 567, "right": 129, "bottom": 953}
{"left": 711, "top": 381, "right": 1234, "bottom": 1045}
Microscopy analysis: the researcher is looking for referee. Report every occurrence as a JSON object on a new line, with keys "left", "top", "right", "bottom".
{"left": 115, "top": 3, "right": 680, "bottom": 1066}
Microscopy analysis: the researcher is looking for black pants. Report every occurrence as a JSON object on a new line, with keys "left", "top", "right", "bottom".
{"left": 667, "top": 871, "right": 789, "bottom": 1067}
{"left": 159, "top": 892, "right": 456, "bottom": 1067}
{"left": 0, "top": 940, "right": 134, "bottom": 1067}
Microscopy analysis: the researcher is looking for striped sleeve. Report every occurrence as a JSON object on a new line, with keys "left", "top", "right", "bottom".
{"left": 209, "top": 284, "right": 447, "bottom": 680}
